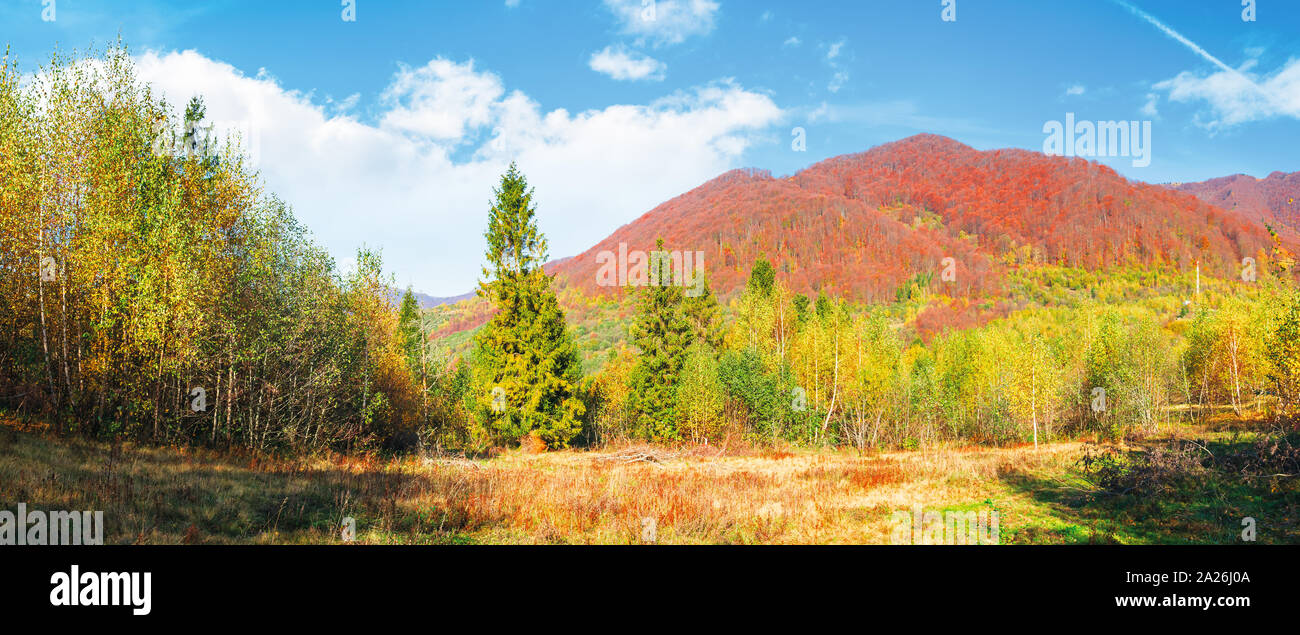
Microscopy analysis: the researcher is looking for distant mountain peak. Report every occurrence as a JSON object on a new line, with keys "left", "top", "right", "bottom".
{"left": 388, "top": 287, "right": 474, "bottom": 309}
{"left": 1175, "top": 170, "right": 1300, "bottom": 240}
{"left": 547, "top": 133, "right": 1275, "bottom": 304}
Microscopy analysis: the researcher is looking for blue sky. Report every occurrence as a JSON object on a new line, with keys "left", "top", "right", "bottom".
{"left": 3, "top": 0, "right": 1298, "bottom": 295}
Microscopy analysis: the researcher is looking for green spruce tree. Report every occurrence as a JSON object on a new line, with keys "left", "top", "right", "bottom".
{"left": 397, "top": 288, "right": 422, "bottom": 369}
{"left": 472, "top": 164, "right": 584, "bottom": 448}
{"left": 748, "top": 257, "right": 776, "bottom": 297}
{"left": 627, "top": 239, "right": 696, "bottom": 441}
{"left": 683, "top": 269, "right": 722, "bottom": 350}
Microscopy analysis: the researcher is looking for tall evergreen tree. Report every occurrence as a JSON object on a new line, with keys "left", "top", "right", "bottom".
{"left": 683, "top": 270, "right": 722, "bottom": 350}
{"left": 628, "top": 239, "right": 696, "bottom": 441}
{"left": 472, "top": 164, "right": 584, "bottom": 448}
{"left": 748, "top": 257, "right": 776, "bottom": 297}
{"left": 792, "top": 294, "right": 811, "bottom": 325}
{"left": 397, "top": 288, "right": 422, "bottom": 368}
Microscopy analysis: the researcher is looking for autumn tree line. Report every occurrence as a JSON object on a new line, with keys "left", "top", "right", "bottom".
{"left": 440, "top": 164, "right": 1300, "bottom": 452}
{"left": 1, "top": 48, "right": 419, "bottom": 451}
{"left": 552, "top": 263, "right": 1297, "bottom": 451}
{"left": 3, "top": 47, "right": 1298, "bottom": 456}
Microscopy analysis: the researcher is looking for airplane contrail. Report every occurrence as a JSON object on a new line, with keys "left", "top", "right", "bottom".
{"left": 1110, "top": 0, "right": 1240, "bottom": 76}
{"left": 1110, "top": 0, "right": 1275, "bottom": 112}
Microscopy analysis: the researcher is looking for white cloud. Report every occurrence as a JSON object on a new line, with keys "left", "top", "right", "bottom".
{"left": 1153, "top": 57, "right": 1300, "bottom": 128}
{"left": 828, "top": 71, "right": 848, "bottom": 94}
{"left": 1114, "top": 0, "right": 1293, "bottom": 127}
{"left": 827, "top": 39, "right": 845, "bottom": 61}
{"left": 603, "top": 0, "right": 720, "bottom": 47}
{"left": 824, "top": 39, "right": 849, "bottom": 93}
{"left": 589, "top": 45, "right": 667, "bottom": 81}
{"left": 380, "top": 59, "right": 504, "bottom": 141}
{"left": 131, "top": 50, "right": 782, "bottom": 296}
{"left": 783, "top": 36, "right": 800, "bottom": 47}
{"left": 331, "top": 93, "right": 361, "bottom": 113}
{"left": 1065, "top": 84, "right": 1086, "bottom": 97}
{"left": 1141, "top": 92, "right": 1159, "bottom": 118}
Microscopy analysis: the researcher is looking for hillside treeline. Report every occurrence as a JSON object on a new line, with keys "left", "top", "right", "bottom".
{"left": 0, "top": 48, "right": 418, "bottom": 451}
{"left": 572, "top": 263, "right": 1300, "bottom": 449}
{"left": 435, "top": 160, "right": 1300, "bottom": 450}
{"left": 433, "top": 173, "right": 1300, "bottom": 451}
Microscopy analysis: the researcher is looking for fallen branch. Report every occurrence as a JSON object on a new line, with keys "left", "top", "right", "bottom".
{"left": 423, "top": 456, "right": 483, "bottom": 470}
{"left": 596, "top": 447, "right": 682, "bottom": 465}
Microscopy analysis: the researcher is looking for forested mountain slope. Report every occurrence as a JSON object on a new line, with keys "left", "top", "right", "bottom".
{"left": 549, "top": 134, "right": 1274, "bottom": 302}
{"left": 1175, "top": 171, "right": 1300, "bottom": 241}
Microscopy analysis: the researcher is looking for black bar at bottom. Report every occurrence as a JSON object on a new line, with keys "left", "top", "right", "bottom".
{"left": 0, "top": 546, "right": 1288, "bottom": 624}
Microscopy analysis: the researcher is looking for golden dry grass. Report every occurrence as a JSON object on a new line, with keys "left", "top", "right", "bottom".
{"left": 2, "top": 415, "right": 1291, "bottom": 544}
{"left": 0, "top": 417, "right": 1087, "bottom": 544}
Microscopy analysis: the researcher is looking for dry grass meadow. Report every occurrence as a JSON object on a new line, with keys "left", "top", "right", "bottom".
{"left": 1, "top": 415, "right": 1295, "bottom": 545}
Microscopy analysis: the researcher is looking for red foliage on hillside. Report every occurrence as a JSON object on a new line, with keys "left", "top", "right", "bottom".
{"left": 428, "top": 298, "right": 496, "bottom": 339}
{"left": 550, "top": 134, "right": 1273, "bottom": 303}
{"left": 1175, "top": 171, "right": 1300, "bottom": 241}
{"left": 911, "top": 298, "right": 1011, "bottom": 343}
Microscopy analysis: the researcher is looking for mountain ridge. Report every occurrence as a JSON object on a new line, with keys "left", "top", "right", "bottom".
{"left": 1174, "top": 170, "right": 1300, "bottom": 241}
{"left": 547, "top": 133, "right": 1277, "bottom": 303}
